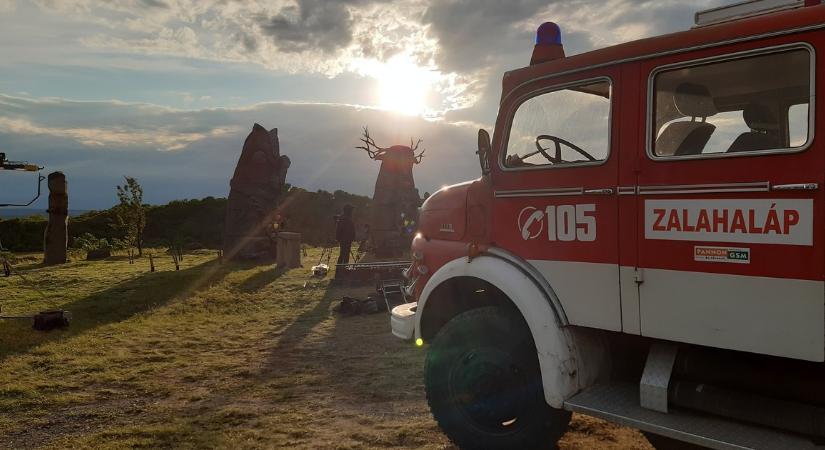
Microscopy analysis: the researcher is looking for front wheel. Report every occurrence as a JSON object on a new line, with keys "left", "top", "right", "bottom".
{"left": 425, "top": 306, "right": 571, "bottom": 449}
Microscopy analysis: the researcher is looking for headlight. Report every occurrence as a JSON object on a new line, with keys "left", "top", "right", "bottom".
{"left": 403, "top": 277, "right": 418, "bottom": 297}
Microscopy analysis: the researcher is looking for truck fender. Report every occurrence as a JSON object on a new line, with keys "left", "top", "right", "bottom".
{"left": 415, "top": 255, "right": 606, "bottom": 407}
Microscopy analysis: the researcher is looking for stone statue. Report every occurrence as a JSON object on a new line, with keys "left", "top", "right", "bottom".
{"left": 223, "top": 124, "right": 291, "bottom": 260}
{"left": 43, "top": 171, "right": 68, "bottom": 265}
{"left": 356, "top": 127, "right": 423, "bottom": 258}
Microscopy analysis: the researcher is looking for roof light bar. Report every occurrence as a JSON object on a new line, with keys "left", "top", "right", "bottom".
{"left": 695, "top": 0, "right": 808, "bottom": 27}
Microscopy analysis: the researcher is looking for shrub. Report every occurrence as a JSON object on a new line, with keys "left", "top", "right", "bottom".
{"left": 72, "top": 233, "right": 111, "bottom": 251}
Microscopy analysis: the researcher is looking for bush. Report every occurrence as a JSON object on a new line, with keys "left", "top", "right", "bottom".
{"left": 0, "top": 216, "right": 47, "bottom": 252}
{"left": 72, "top": 233, "right": 111, "bottom": 251}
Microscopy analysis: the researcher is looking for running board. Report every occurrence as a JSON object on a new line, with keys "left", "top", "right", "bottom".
{"left": 563, "top": 383, "right": 824, "bottom": 450}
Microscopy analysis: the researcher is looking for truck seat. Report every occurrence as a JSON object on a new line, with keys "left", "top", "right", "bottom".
{"left": 655, "top": 83, "right": 717, "bottom": 157}
{"left": 726, "top": 104, "right": 781, "bottom": 153}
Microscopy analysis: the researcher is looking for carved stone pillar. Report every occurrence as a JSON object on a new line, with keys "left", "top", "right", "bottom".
{"left": 43, "top": 171, "right": 68, "bottom": 265}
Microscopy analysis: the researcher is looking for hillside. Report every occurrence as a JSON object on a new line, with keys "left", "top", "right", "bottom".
{"left": 0, "top": 209, "right": 90, "bottom": 219}
{"left": 0, "top": 188, "right": 373, "bottom": 252}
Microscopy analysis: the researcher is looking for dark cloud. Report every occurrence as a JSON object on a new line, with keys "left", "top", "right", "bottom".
{"left": 238, "top": 31, "right": 259, "bottom": 53}
{"left": 140, "top": 0, "right": 168, "bottom": 9}
{"left": 422, "top": 0, "right": 545, "bottom": 73}
{"left": 258, "top": 0, "right": 384, "bottom": 54}
{"left": 354, "top": 33, "right": 403, "bottom": 61}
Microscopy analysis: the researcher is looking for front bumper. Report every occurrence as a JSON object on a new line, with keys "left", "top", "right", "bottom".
{"left": 390, "top": 302, "right": 417, "bottom": 340}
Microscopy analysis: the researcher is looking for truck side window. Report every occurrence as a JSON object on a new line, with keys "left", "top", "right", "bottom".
{"left": 789, "top": 103, "right": 809, "bottom": 147}
{"left": 504, "top": 80, "right": 611, "bottom": 168}
{"left": 651, "top": 47, "right": 812, "bottom": 158}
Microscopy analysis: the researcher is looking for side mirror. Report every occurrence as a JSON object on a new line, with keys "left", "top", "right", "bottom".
{"left": 477, "top": 129, "right": 492, "bottom": 176}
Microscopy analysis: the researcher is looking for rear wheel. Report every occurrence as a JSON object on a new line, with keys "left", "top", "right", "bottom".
{"left": 425, "top": 306, "right": 571, "bottom": 449}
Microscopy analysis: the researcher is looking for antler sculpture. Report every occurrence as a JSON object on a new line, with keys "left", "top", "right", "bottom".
{"left": 356, "top": 127, "right": 426, "bottom": 164}
{"left": 356, "top": 126, "right": 387, "bottom": 159}
{"left": 411, "top": 138, "right": 425, "bottom": 164}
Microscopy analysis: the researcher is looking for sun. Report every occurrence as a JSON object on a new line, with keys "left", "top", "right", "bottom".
{"left": 374, "top": 55, "right": 437, "bottom": 116}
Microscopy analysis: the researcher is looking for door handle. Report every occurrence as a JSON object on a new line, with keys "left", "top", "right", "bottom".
{"left": 771, "top": 183, "right": 819, "bottom": 191}
{"left": 583, "top": 188, "right": 614, "bottom": 195}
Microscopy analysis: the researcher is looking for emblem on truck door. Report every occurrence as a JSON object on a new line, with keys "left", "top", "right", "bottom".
{"left": 518, "top": 206, "right": 545, "bottom": 240}
{"left": 518, "top": 204, "right": 597, "bottom": 241}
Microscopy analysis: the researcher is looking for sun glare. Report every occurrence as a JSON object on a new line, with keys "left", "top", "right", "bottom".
{"left": 374, "top": 55, "right": 437, "bottom": 116}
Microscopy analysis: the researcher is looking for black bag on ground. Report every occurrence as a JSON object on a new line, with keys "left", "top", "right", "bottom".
{"left": 334, "top": 296, "right": 379, "bottom": 316}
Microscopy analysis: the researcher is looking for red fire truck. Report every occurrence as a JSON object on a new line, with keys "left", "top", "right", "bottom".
{"left": 391, "top": 0, "right": 825, "bottom": 448}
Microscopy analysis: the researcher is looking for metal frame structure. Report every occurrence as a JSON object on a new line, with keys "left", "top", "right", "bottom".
{"left": 0, "top": 152, "right": 45, "bottom": 207}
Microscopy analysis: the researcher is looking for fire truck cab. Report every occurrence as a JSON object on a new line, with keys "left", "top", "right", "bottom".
{"left": 392, "top": 1, "right": 825, "bottom": 448}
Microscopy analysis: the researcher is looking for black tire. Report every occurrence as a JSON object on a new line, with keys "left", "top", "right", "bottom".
{"left": 644, "top": 433, "right": 709, "bottom": 450}
{"left": 425, "top": 306, "right": 571, "bottom": 449}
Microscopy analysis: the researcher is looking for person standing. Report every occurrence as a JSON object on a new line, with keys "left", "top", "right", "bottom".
{"left": 336, "top": 204, "right": 356, "bottom": 264}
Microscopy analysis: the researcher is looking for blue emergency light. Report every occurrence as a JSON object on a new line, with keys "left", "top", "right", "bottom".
{"left": 531, "top": 22, "right": 565, "bottom": 65}
{"left": 535, "top": 22, "right": 562, "bottom": 46}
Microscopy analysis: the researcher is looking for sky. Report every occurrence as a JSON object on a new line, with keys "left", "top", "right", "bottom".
{"left": 0, "top": 0, "right": 725, "bottom": 210}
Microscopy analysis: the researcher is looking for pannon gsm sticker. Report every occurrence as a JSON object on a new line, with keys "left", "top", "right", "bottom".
{"left": 694, "top": 246, "right": 750, "bottom": 264}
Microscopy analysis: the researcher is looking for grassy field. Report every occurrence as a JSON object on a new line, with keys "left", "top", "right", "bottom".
{"left": 0, "top": 249, "right": 651, "bottom": 449}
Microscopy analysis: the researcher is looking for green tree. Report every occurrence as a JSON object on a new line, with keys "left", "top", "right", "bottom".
{"left": 115, "top": 176, "right": 146, "bottom": 256}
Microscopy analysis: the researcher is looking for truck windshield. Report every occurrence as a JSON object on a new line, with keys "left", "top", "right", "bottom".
{"left": 504, "top": 80, "right": 611, "bottom": 168}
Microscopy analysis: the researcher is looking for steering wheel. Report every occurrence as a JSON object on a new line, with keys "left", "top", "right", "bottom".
{"left": 534, "top": 135, "right": 596, "bottom": 164}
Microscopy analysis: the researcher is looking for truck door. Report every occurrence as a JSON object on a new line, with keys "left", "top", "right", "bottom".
{"left": 492, "top": 71, "right": 622, "bottom": 331}
{"left": 637, "top": 44, "right": 824, "bottom": 361}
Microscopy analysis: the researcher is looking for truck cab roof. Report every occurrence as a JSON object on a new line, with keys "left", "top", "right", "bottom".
{"left": 502, "top": 3, "right": 825, "bottom": 100}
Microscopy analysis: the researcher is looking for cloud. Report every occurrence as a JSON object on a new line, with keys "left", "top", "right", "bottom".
{"left": 20, "top": 0, "right": 730, "bottom": 117}
{"left": 0, "top": 116, "right": 236, "bottom": 151}
{"left": 80, "top": 26, "right": 201, "bottom": 58}
{"left": 140, "top": 0, "right": 168, "bottom": 8}
{"left": 0, "top": 0, "right": 15, "bottom": 13}
{"left": 258, "top": 0, "right": 363, "bottom": 53}
{"left": 422, "top": 0, "right": 545, "bottom": 73}
{"left": 532, "top": 0, "right": 726, "bottom": 51}
{"left": 30, "top": 1, "right": 386, "bottom": 71}
{"left": 0, "top": 94, "right": 480, "bottom": 209}
{"left": 422, "top": 0, "right": 727, "bottom": 74}
{"left": 0, "top": 94, "right": 240, "bottom": 150}
{"left": 1, "top": 0, "right": 739, "bottom": 209}
{"left": 433, "top": 0, "right": 728, "bottom": 125}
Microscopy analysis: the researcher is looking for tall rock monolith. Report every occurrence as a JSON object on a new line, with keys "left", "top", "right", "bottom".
{"left": 223, "top": 124, "right": 291, "bottom": 260}
{"left": 43, "top": 171, "right": 68, "bottom": 265}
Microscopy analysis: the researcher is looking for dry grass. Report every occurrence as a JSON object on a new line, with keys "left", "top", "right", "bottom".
{"left": 0, "top": 248, "right": 650, "bottom": 449}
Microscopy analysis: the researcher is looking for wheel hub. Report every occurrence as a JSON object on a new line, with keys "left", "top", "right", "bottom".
{"left": 449, "top": 348, "right": 534, "bottom": 432}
